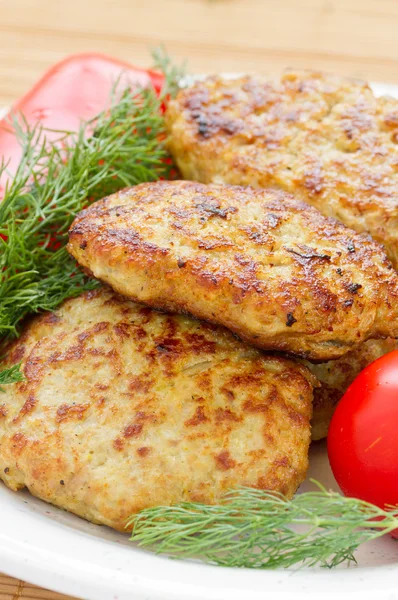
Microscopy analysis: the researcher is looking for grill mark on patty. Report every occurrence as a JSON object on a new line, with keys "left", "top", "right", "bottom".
{"left": 215, "top": 450, "right": 236, "bottom": 470}
{"left": 56, "top": 403, "right": 90, "bottom": 423}
{"left": 13, "top": 394, "right": 37, "bottom": 423}
{"left": 185, "top": 406, "right": 209, "bottom": 427}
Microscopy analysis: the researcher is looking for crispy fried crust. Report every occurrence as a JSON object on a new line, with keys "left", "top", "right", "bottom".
{"left": 166, "top": 72, "right": 398, "bottom": 268}
{"left": 68, "top": 181, "right": 398, "bottom": 361}
{"left": 0, "top": 288, "right": 314, "bottom": 532}
{"left": 308, "top": 338, "right": 397, "bottom": 440}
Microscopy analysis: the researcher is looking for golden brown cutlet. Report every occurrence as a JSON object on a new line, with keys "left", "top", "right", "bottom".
{"left": 0, "top": 287, "right": 315, "bottom": 531}
{"left": 68, "top": 180, "right": 398, "bottom": 361}
{"left": 166, "top": 71, "right": 398, "bottom": 268}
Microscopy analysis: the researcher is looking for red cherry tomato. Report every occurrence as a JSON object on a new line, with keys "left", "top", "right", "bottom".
{"left": 0, "top": 53, "right": 164, "bottom": 192}
{"left": 328, "top": 350, "right": 398, "bottom": 525}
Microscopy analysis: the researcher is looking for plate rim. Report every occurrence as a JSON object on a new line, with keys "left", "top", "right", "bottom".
{"left": 2, "top": 479, "right": 398, "bottom": 600}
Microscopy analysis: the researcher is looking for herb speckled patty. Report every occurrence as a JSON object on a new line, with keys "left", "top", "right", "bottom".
{"left": 166, "top": 72, "right": 398, "bottom": 268}
{"left": 0, "top": 288, "right": 314, "bottom": 531}
{"left": 68, "top": 181, "right": 398, "bottom": 361}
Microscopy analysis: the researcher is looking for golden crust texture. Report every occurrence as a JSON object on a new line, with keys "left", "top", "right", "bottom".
{"left": 68, "top": 180, "right": 398, "bottom": 361}
{"left": 308, "top": 338, "right": 397, "bottom": 440}
{"left": 166, "top": 72, "right": 398, "bottom": 268}
{"left": 0, "top": 288, "right": 314, "bottom": 532}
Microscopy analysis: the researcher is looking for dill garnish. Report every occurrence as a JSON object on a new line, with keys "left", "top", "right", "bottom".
{"left": 0, "top": 363, "right": 24, "bottom": 391}
{"left": 129, "top": 484, "right": 398, "bottom": 569}
{"left": 152, "top": 45, "right": 187, "bottom": 98}
{"left": 0, "top": 50, "right": 184, "bottom": 385}
{"left": 0, "top": 53, "right": 182, "bottom": 343}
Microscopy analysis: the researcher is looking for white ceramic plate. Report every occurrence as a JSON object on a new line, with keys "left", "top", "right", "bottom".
{"left": 1, "top": 81, "right": 398, "bottom": 600}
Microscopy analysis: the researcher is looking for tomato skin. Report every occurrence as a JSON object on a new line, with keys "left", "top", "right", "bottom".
{"left": 0, "top": 53, "right": 164, "bottom": 191}
{"left": 327, "top": 350, "right": 398, "bottom": 511}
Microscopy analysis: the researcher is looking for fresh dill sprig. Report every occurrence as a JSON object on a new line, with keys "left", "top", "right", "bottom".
{"left": 0, "top": 52, "right": 183, "bottom": 383}
{"left": 0, "top": 85, "right": 171, "bottom": 341}
{"left": 0, "top": 363, "right": 24, "bottom": 391}
{"left": 151, "top": 45, "right": 186, "bottom": 98}
{"left": 129, "top": 484, "right": 398, "bottom": 569}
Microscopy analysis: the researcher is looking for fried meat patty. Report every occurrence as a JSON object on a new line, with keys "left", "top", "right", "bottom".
{"left": 166, "top": 72, "right": 398, "bottom": 268}
{"left": 68, "top": 181, "right": 398, "bottom": 361}
{"left": 308, "top": 338, "right": 397, "bottom": 440}
{"left": 0, "top": 288, "right": 314, "bottom": 531}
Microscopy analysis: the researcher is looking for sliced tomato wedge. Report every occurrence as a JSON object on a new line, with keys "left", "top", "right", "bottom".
{"left": 0, "top": 53, "right": 164, "bottom": 192}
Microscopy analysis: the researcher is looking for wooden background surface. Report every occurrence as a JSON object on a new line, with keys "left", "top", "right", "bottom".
{"left": 1, "top": 0, "right": 398, "bottom": 597}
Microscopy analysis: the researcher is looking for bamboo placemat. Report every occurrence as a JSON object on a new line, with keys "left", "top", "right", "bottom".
{"left": 0, "top": 575, "right": 74, "bottom": 600}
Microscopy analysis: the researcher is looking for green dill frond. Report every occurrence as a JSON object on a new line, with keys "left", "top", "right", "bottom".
{"left": 0, "top": 363, "right": 24, "bottom": 391}
{"left": 0, "top": 51, "right": 182, "bottom": 389}
{"left": 0, "top": 84, "right": 174, "bottom": 342}
{"left": 151, "top": 45, "right": 187, "bottom": 98}
{"left": 129, "top": 485, "right": 398, "bottom": 569}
